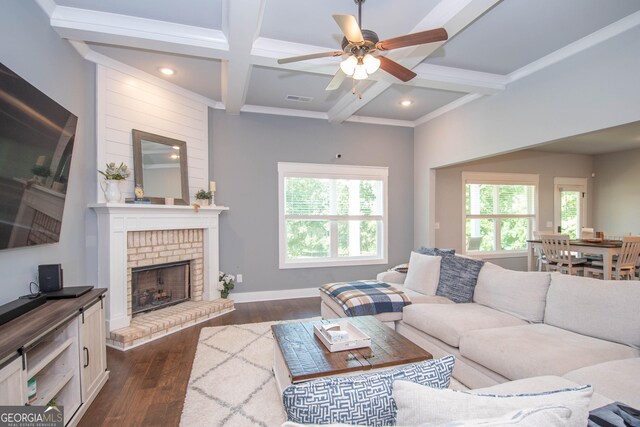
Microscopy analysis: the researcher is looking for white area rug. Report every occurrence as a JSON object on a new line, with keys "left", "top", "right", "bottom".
{"left": 180, "top": 319, "right": 465, "bottom": 427}
{"left": 180, "top": 320, "right": 300, "bottom": 427}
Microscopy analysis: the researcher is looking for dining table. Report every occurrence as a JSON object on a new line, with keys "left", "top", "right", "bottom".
{"left": 527, "top": 239, "right": 623, "bottom": 280}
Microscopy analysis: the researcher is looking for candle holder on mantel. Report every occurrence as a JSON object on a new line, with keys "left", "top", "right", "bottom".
{"left": 209, "top": 181, "right": 217, "bottom": 206}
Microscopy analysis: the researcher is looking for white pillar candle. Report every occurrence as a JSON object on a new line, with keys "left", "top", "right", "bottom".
{"left": 209, "top": 181, "right": 216, "bottom": 192}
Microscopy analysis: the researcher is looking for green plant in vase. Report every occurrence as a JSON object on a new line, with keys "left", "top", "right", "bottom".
{"left": 31, "top": 165, "right": 52, "bottom": 185}
{"left": 195, "top": 189, "right": 213, "bottom": 206}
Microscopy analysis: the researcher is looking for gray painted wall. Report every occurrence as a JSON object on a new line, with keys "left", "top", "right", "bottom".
{"left": 209, "top": 110, "right": 414, "bottom": 293}
{"left": 593, "top": 147, "right": 640, "bottom": 235}
{"left": 435, "top": 150, "right": 593, "bottom": 270}
{"left": 414, "top": 26, "right": 640, "bottom": 247}
{"left": 0, "top": 1, "right": 95, "bottom": 303}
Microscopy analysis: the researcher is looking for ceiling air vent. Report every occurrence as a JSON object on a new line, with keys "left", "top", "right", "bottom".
{"left": 285, "top": 95, "right": 313, "bottom": 103}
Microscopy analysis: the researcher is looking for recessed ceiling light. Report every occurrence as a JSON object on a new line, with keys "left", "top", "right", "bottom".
{"left": 159, "top": 67, "right": 175, "bottom": 76}
{"left": 170, "top": 154, "right": 180, "bottom": 159}
{"left": 400, "top": 100, "right": 413, "bottom": 107}
{"left": 172, "top": 145, "right": 180, "bottom": 150}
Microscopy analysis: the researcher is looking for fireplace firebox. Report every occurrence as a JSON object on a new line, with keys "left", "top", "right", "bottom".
{"left": 131, "top": 261, "right": 190, "bottom": 315}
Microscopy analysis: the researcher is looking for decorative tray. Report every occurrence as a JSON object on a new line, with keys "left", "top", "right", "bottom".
{"left": 313, "top": 321, "right": 371, "bottom": 352}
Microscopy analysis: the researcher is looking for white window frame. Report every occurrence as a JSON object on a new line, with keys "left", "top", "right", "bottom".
{"left": 278, "top": 162, "right": 388, "bottom": 269}
{"left": 462, "top": 172, "right": 539, "bottom": 258}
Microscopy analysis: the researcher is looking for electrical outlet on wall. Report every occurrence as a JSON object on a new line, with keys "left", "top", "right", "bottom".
{"left": 237, "top": 274, "right": 243, "bottom": 283}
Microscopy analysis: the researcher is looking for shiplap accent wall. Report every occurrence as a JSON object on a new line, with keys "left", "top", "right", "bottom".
{"left": 95, "top": 64, "right": 208, "bottom": 203}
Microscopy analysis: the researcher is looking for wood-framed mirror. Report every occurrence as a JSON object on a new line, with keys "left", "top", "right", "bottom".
{"left": 132, "top": 129, "right": 189, "bottom": 205}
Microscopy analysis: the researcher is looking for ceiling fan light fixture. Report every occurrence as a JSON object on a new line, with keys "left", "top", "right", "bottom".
{"left": 340, "top": 56, "right": 358, "bottom": 76}
{"left": 352, "top": 64, "right": 368, "bottom": 80}
{"left": 363, "top": 54, "right": 380, "bottom": 74}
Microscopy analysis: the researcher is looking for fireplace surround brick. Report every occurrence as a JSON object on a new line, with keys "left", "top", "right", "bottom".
{"left": 126, "top": 229, "right": 204, "bottom": 317}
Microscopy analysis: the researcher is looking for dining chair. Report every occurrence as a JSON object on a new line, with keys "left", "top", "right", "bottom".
{"left": 533, "top": 231, "right": 550, "bottom": 271}
{"left": 540, "top": 234, "right": 588, "bottom": 275}
{"left": 584, "top": 235, "right": 640, "bottom": 280}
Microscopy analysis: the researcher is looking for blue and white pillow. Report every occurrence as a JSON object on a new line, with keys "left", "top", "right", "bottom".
{"left": 417, "top": 246, "right": 456, "bottom": 256}
{"left": 282, "top": 355, "right": 455, "bottom": 426}
{"left": 436, "top": 255, "right": 484, "bottom": 303}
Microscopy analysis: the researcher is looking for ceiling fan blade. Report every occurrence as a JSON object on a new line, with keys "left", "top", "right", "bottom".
{"left": 277, "top": 51, "right": 343, "bottom": 65}
{"left": 376, "top": 28, "right": 448, "bottom": 51}
{"left": 376, "top": 56, "right": 417, "bottom": 82}
{"left": 326, "top": 69, "right": 346, "bottom": 91}
{"left": 333, "top": 14, "right": 364, "bottom": 44}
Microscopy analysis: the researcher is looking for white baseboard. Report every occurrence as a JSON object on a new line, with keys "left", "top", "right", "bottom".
{"left": 230, "top": 287, "right": 319, "bottom": 303}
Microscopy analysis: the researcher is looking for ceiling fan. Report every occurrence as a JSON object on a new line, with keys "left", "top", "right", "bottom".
{"left": 277, "top": 0, "right": 448, "bottom": 91}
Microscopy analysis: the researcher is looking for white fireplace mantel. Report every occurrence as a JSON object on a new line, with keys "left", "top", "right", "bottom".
{"left": 90, "top": 203, "right": 228, "bottom": 332}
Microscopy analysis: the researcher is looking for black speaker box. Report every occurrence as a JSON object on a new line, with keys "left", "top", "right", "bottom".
{"left": 38, "top": 264, "right": 63, "bottom": 293}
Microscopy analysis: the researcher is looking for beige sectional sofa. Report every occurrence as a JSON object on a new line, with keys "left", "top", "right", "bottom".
{"left": 322, "top": 260, "right": 640, "bottom": 410}
{"left": 390, "top": 262, "right": 640, "bottom": 409}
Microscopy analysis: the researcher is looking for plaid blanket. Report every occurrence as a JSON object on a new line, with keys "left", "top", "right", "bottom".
{"left": 319, "top": 280, "right": 411, "bottom": 317}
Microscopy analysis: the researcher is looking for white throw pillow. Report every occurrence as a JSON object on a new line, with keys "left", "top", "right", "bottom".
{"left": 417, "top": 405, "right": 572, "bottom": 426}
{"left": 393, "top": 380, "right": 592, "bottom": 427}
{"left": 473, "top": 263, "right": 551, "bottom": 323}
{"left": 404, "top": 252, "right": 441, "bottom": 296}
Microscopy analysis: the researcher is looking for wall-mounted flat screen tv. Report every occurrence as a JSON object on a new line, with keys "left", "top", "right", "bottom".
{"left": 0, "top": 62, "right": 77, "bottom": 250}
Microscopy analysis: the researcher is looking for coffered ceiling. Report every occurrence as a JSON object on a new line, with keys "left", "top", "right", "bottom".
{"left": 37, "top": 0, "right": 640, "bottom": 127}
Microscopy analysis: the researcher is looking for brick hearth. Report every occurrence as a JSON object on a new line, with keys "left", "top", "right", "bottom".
{"left": 108, "top": 299, "right": 234, "bottom": 350}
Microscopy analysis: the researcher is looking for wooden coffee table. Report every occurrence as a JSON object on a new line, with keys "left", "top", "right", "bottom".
{"left": 271, "top": 316, "right": 432, "bottom": 392}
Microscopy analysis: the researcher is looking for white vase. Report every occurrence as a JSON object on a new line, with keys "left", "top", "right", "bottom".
{"left": 102, "top": 179, "right": 122, "bottom": 203}
{"left": 198, "top": 198, "right": 209, "bottom": 206}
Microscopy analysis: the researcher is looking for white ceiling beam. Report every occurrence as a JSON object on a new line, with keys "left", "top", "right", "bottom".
{"left": 221, "top": 0, "right": 266, "bottom": 114}
{"left": 50, "top": 6, "right": 229, "bottom": 59}
{"left": 327, "top": 0, "right": 502, "bottom": 123}
{"left": 408, "top": 64, "right": 506, "bottom": 95}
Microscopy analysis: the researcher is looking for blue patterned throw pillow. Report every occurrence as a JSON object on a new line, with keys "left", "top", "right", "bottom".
{"left": 436, "top": 255, "right": 484, "bottom": 303}
{"left": 282, "top": 355, "right": 455, "bottom": 426}
{"left": 417, "top": 246, "right": 456, "bottom": 256}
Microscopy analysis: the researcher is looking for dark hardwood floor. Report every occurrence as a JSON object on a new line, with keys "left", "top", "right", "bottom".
{"left": 79, "top": 297, "right": 321, "bottom": 427}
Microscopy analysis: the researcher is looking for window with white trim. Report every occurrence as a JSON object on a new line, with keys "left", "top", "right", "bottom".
{"left": 278, "top": 162, "right": 388, "bottom": 268}
{"left": 463, "top": 172, "right": 538, "bottom": 256}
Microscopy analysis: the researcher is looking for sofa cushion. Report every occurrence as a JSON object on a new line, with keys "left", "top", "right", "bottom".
{"left": 544, "top": 274, "right": 640, "bottom": 349}
{"left": 563, "top": 358, "right": 640, "bottom": 409}
{"left": 474, "top": 263, "right": 551, "bottom": 323}
{"left": 473, "top": 376, "right": 613, "bottom": 411}
{"left": 281, "top": 356, "right": 455, "bottom": 426}
{"left": 402, "top": 303, "right": 526, "bottom": 348}
{"left": 436, "top": 255, "right": 485, "bottom": 303}
{"left": 404, "top": 252, "right": 441, "bottom": 296}
{"left": 393, "top": 380, "right": 592, "bottom": 427}
{"left": 460, "top": 324, "right": 639, "bottom": 381}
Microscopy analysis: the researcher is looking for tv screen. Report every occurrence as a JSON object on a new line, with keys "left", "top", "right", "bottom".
{"left": 0, "top": 62, "right": 77, "bottom": 250}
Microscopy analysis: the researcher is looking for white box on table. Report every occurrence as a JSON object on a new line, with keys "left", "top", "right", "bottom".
{"left": 313, "top": 321, "right": 371, "bottom": 352}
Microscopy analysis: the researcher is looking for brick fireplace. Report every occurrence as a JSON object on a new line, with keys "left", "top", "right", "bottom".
{"left": 127, "top": 229, "right": 204, "bottom": 316}
{"left": 91, "top": 204, "right": 229, "bottom": 333}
